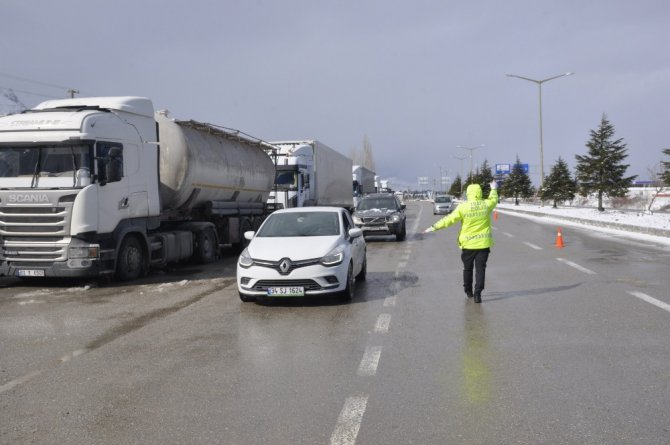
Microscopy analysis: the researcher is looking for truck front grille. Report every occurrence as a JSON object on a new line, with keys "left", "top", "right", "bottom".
{"left": 0, "top": 200, "right": 73, "bottom": 262}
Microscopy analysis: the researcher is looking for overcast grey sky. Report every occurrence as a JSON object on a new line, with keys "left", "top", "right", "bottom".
{"left": 2, "top": 0, "right": 668, "bottom": 190}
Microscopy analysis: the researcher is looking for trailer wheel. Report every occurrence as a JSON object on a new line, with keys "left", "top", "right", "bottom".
{"left": 233, "top": 218, "right": 253, "bottom": 253}
{"left": 195, "top": 227, "right": 218, "bottom": 264}
{"left": 116, "top": 236, "right": 144, "bottom": 281}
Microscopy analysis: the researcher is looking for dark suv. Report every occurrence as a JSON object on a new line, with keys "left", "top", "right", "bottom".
{"left": 352, "top": 193, "right": 406, "bottom": 241}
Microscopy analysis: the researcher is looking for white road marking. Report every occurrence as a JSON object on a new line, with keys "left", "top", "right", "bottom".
{"left": 383, "top": 295, "right": 397, "bottom": 307}
{"left": 0, "top": 370, "right": 42, "bottom": 394}
{"left": 411, "top": 205, "right": 423, "bottom": 234}
{"left": 401, "top": 254, "right": 410, "bottom": 261}
{"left": 523, "top": 242, "right": 543, "bottom": 250}
{"left": 374, "top": 314, "right": 391, "bottom": 333}
{"left": 628, "top": 291, "right": 670, "bottom": 313}
{"left": 503, "top": 232, "right": 514, "bottom": 238}
{"left": 59, "top": 348, "right": 89, "bottom": 363}
{"left": 397, "top": 261, "right": 407, "bottom": 269}
{"left": 556, "top": 258, "right": 596, "bottom": 275}
{"left": 330, "top": 395, "right": 368, "bottom": 445}
{"left": 357, "top": 346, "right": 383, "bottom": 376}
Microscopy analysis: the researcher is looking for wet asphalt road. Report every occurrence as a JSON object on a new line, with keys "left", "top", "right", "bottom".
{"left": 1, "top": 201, "right": 669, "bottom": 444}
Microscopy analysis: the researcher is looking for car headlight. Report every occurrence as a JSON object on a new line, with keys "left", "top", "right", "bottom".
{"left": 389, "top": 213, "right": 400, "bottom": 223}
{"left": 352, "top": 215, "right": 362, "bottom": 225}
{"left": 238, "top": 248, "right": 254, "bottom": 268}
{"left": 321, "top": 244, "right": 345, "bottom": 266}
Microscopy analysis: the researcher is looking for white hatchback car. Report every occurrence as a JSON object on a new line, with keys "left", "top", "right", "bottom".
{"left": 237, "top": 207, "right": 367, "bottom": 302}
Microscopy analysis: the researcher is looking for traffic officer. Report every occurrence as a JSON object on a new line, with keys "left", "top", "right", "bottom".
{"left": 424, "top": 181, "right": 498, "bottom": 303}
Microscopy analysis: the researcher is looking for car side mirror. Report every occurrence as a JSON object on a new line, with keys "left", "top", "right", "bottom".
{"left": 348, "top": 228, "right": 363, "bottom": 239}
{"left": 244, "top": 231, "right": 255, "bottom": 240}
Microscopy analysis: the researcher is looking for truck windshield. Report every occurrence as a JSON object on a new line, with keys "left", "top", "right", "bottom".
{"left": 0, "top": 144, "right": 92, "bottom": 187}
{"left": 275, "top": 171, "right": 298, "bottom": 191}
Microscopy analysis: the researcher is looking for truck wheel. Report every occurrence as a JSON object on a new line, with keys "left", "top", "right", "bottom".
{"left": 195, "top": 227, "right": 218, "bottom": 264}
{"left": 116, "top": 236, "right": 144, "bottom": 281}
{"left": 233, "top": 219, "right": 253, "bottom": 253}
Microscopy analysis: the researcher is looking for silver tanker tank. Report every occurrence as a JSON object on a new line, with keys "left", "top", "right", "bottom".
{"left": 155, "top": 112, "right": 275, "bottom": 213}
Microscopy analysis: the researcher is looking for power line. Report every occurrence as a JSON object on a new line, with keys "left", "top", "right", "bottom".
{"left": 0, "top": 85, "right": 60, "bottom": 99}
{"left": 0, "top": 71, "right": 72, "bottom": 91}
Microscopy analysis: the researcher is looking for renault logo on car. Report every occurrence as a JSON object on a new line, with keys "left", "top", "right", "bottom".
{"left": 279, "top": 258, "right": 292, "bottom": 274}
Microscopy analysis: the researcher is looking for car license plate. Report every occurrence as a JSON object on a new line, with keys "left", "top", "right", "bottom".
{"left": 367, "top": 226, "right": 387, "bottom": 230}
{"left": 18, "top": 269, "right": 45, "bottom": 277}
{"left": 267, "top": 286, "right": 304, "bottom": 297}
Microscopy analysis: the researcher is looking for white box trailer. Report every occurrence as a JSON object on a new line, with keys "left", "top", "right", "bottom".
{"left": 0, "top": 97, "right": 276, "bottom": 280}
{"left": 352, "top": 165, "right": 376, "bottom": 206}
{"left": 269, "top": 140, "right": 353, "bottom": 209}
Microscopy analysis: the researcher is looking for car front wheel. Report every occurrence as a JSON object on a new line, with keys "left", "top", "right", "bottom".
{"left": 339, "top": 263, "right": 354, "bottom": 302}
{"left": 395, "top": 222, "right": 406, "bottom": 241}
{"left": 356, "top": 255, "right": 367, "bottom": 281}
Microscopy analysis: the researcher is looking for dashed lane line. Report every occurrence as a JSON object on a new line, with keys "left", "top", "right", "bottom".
{"left": 330, "top": 395, "right": 368, "bottom": 445}
{"left": 503, "top": 232, "right": 514, "bottom": 238}
{"left": 556, "top": 258, "right": 596, "bottom": 275}
{"left": 523, "top": 241, "right": 543, "bottom": 250}
{"left": 383, "top": 296, "right": 397, "bottom": 307}
{"left": 357, "top": 346, "right": 383, "bottom": 377}
{"left": 628, "top": 291, "right": 670, "bottom": 313}
{"left": 374, "top": 314, "right": 391, "bottom": 333}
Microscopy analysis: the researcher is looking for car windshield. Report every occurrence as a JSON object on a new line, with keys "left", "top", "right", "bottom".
{"left": 357, "top": 198, "right": 397, "bottom": 211}
{"left": 435, "top": 196, "right": 451, "bottom": 203}
{"left": 257, "top": 212, "right": 341, "bottom": 237}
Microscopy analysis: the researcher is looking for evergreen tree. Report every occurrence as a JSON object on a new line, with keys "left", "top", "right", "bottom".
{"left": 448, "top": 174, "right": 463, "bottom": 198}
{"left": 540, "top": 157, "right": 577, "bottom": 208}
{"left": 661, "top": 148, "right": 670, "bottom": 187}
{"left": 500, "top": 155, "right": 534, "bottom": 205}
{"left": 475, "top": 159, "right": 495, "bottom": 196}
{"left": 575, "top": 114, "right": 637, "bottom": 211}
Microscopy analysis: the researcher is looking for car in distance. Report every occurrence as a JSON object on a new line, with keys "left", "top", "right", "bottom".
{"left": 352, "top": 193, "right": 406, "bottom": 241}
{"left": 433, "top": 195, "right": 454, "bottom": 215}
{"left": 237, "top": 207, "right": 366, "bottom": 302}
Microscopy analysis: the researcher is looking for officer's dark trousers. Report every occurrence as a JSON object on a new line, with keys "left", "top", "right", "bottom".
{"left": 461, "top": 248, "right": 490, "bottom": 296}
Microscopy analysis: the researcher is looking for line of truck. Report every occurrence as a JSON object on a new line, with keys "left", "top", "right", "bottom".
{"left": 0, "top": 96, "right": 385, "bottom": 281}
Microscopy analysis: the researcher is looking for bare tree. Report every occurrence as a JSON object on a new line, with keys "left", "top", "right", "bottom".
{"left": 645, "top": 162, "right": 667, "bottom": 213}
{"left": 362, "top": 135, "right": 375, "bottom": 171}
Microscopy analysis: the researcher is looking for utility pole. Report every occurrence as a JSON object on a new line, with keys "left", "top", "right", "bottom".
{"left": 67, "top": 88, "right": 79, "bottom": 98}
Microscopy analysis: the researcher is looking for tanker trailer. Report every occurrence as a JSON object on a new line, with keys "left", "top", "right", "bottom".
{"left": 0, "top": 96, "right": 275, "bottom": 281}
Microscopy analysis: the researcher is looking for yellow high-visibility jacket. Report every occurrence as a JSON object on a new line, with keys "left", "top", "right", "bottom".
{"left": 431, "top": 184, "right": 498, "bottom": 249}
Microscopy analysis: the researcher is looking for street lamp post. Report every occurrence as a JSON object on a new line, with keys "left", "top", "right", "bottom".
{"left": 506, "top": 72, "right": 573, "bottom": 191}
{"left": 457, "top": 144, "right": 485, "bottom": 177}
{"left": 453, "top": 155, "right": 467, "bottom": 196}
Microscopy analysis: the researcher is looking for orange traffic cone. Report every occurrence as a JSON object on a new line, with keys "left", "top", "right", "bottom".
{"left": 555, "top": 228, "right": 564, "bottom": 248}
{"left": 493, "top": 210, "right": 499, "bottom": 221}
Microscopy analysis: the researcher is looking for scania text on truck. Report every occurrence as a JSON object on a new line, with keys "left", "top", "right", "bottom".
{"left": 268, "top": 140, "right": 353, "bottom": 210}
{"left": 0, "top": 97, "right": 275, "bottom": 280}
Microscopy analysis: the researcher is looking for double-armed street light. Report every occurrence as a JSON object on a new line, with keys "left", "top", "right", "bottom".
{"left": 453, "top": 154, "right": 468, "bottom": 196}
{"left": 506, "top": 72, "right": 574, "bottom": 190}
{"left": 457, "top": 144, "right": 485, "bottom": 177}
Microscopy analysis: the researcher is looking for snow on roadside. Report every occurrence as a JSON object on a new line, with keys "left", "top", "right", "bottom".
{"left": 497, "top": 202, "right": 670, "bottom": 247}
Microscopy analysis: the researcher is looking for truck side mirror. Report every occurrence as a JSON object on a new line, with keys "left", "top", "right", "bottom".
{"left": 96, "top": 145, "right": 123, "bottom": 186}
{"left": 106, "top": 147, "right": 123, "bottom": 183}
